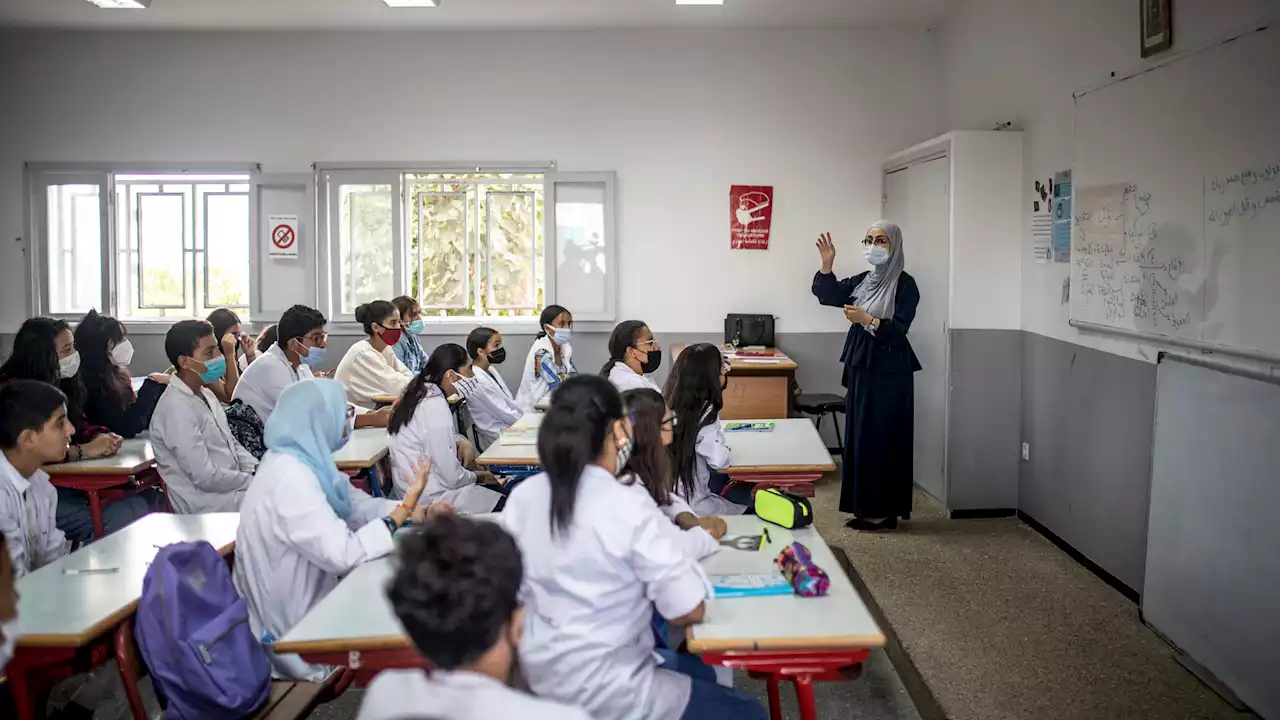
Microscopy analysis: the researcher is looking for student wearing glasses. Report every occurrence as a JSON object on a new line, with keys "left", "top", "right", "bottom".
{"left": 601, "top": 320, "right": 663, "bottom": 394}
{"left": 336, "top": 300, "right": 414, "bottom": 408}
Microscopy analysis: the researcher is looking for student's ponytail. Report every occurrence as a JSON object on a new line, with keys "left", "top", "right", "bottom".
{"left": 599, "top": 320, "right": 647, "bottom": 376}
{"left": 537, "top": 375, "right": 624, "bottom": 536}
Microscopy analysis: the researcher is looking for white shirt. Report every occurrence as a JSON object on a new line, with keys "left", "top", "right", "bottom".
{"left": 502, "top": 465, "right": 710, "bottom": 720}
{"left": 617, "top": 476, "right": 720, "bottom": 561}
{"left": 388, "top": 386, "right": 502, "bottom": 515}
{"left": 681, "top": 411, "right": 745, "bottom": 516}
{"left": 457, "top": 366, "right": 523, "bottom": 447}
{"left": 150, "top": 380, "right": 257, "bottom": 513}
{"left": 232, "top": 344, "right": 313, "bottom": 423}
{"left": 515, "top": 335, "right": 575, "bottom": 413}
{"left": 233, "top": 451, "right": 398, "bottom": 682}
{"left": 608, "top": 362, "right": 663, "bottom": 395}
{"left": 359, "top": 669, "right": 593, "bottom": 720}
{"left": 0, "top": 453, "right": 67, "bottom": 576}
{"left": 335, "top": 339, "right": 412, "bottom": 408}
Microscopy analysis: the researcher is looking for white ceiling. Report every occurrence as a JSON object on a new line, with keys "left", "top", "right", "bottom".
{"left": 0, "top": 0, "right": 956, "bottom": 31}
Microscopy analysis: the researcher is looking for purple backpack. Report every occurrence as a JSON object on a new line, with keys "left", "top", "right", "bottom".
{"left": 134, "top": 541, "right": 272, "bottom": 719}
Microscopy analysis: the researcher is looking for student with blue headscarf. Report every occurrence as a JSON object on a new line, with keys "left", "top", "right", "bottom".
{"left": 232, "top": 378, "right": 453, "bottom": 681}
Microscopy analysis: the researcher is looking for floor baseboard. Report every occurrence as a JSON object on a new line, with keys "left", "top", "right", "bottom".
{"left": 1016, "top": 510, "right": 1141, "bottom": 604}
{"left": 948, "top": 507, "right": 1016, "bottom": 520}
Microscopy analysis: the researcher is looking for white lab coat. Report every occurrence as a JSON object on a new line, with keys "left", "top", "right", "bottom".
{"left": 617, "top": 474, "right": 720, "bottom": 561}
{"left": 680, "top": 409, "right": 745, "bottom": 516}
{"left": 457, "top": 366, "right": 523, "bottom": 447}
{"left": 232, "top": 451, "right": 398, "bottom": 682}
{"left": 232, "top": 344, "right": 313, "bottom": 423}
{"left": 515, "top": 335, "right": 575, "bottom": 413}
{"left": 335, "top": 339, "right": 413, "bottom": 408}
{"left": 0, "top": 453, "right": 68, "bottom": 576}
{"left": 388, "top": 385, "right": 501, "bottom": 515}
{"left": 358, "top": 669, "right": 593, "bottom": 720}
{"left": 502, "top": 465, "right": 710, "bottom": 720}
{"left": 608, "top": 362, "right": 663, "bottom": 395}
{"left": 150, "top": 380, "right": 257, "bottom": 513}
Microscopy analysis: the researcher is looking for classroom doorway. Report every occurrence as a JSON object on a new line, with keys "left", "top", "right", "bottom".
{"left": 883, "top": 156, "right": 950, "bottom": 504}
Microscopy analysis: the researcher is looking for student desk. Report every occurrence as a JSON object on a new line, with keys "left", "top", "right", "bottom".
{"left": 334, "top": 428, "right": 391, "bottom": 497}
{"left": 42, "top": 438, "right": 170, "bottom": 540}
{"left": 534, "top": 397, "right": 551, "bottom": 411}
{"left": 689, "top": 515, "right": 884, "bottom": 720}
{"left": 371, "top": 394, "right": 396, "bottom": 409}
{"left": 475, "top": 427, "right": 541, "bottom": 477}
{"left": 9, "top": 513, "right": 240, "bottom": 720}
{"left": 671, "top": 344, "right": 799, "bottom": 420}
{"left": 716, "top": 418, "right": 836, "bottom": 498}
{"left": 512, "top": 412, "right": 544, "bottom": 429}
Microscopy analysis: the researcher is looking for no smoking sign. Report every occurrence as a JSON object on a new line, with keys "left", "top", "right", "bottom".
{"left": 267, "top": 214, "right": 299, "bottom": 258}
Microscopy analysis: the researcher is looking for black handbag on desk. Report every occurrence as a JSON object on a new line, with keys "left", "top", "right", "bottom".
{"left": 724, "top": 314, "right": 775, "bottom": 347}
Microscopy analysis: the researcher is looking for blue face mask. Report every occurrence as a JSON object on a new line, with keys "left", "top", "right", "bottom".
{"left": 299, "top": 344, "right": 326, "bottom": 367}
{"left": 195, "top": 355, "right": 227, "bottom": 384}
{"left": 550, "top": 326, "right": 572, "bottom": 347}
{"left": 407, "top": 319, "right": 425, "bottom": 335}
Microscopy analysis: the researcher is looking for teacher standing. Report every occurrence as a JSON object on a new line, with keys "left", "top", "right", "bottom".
{"left": 811, "top": 221, "right": 921, "bottom": 531}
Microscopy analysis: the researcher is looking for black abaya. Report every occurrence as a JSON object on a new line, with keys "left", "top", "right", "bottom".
{"left": 812, "top": 270, "right": 922, "bottom": 519}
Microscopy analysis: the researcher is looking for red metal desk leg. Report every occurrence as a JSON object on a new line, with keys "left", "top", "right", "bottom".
{"left": 794, "top": 673, "right": 817, "bottom": 720}
{"left": 87, "top": 489, "right": 105, "bottom": 539}
{"left": 766, "top": 675, "right": 782, "bottom": 720}
{"left": 115, "top": 618, "right": 148, "bottom": 720}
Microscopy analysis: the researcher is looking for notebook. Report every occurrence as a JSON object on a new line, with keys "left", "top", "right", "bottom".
{"left": 499, "top": 427, "right": 539, "bottom": 445}
{"left": 709, "top": 573, "right": 792, "bottom": 598}
{"left": 723, "top": 421, "right": 776, "bottom": 433}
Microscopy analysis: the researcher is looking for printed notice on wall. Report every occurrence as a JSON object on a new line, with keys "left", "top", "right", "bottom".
{"left": 268, "top": 214, "right": 299, "bottom": 258}
{"left": 730, "top": 185, "right": 774, "bottom": 250}
{"left": 1051, "top": 170, "right": 1073, "bottom": 263}
{"left": 1032, "top": 207, "right": 1052, "bottom": 263}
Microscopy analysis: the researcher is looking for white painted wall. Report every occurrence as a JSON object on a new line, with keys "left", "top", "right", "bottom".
{"left": 0, "top": 28, "right": 941, "bottom": 335}
{"left": 939, "top": 0, "right": 1275, "bottom": 359}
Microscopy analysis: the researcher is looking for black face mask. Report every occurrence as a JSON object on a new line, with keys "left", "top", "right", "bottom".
{"left": 488, "top": 347, "right": 507, "bottom": 365}
{"left": 639, "top": 348, "right": 663, "bottom": 374}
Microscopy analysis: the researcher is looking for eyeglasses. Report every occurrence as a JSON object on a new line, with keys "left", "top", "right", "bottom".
{"left": 662, "top": 415, "right": 677, "bottom": 428}
{"left": 635, "top": 339, "right": 660, "bottom": 349}
{"left": 302, "top": 332, "right": 328, "bottom": 345}
{"left": 861, "top": 236, "right": 891, "bottom": 246}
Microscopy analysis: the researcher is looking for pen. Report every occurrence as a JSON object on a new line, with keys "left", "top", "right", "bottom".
{"left": 63, "top": 567, "right": 120, "bottom": 575}
{"left": 762, "top": 527, "right": 772, "bottom": 545}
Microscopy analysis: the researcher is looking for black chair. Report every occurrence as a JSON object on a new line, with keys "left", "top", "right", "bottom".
{"left": 794, "top": 393, "right": 846, "bottom": 455}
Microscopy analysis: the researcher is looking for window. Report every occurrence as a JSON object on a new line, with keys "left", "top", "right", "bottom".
{"left": 28, "top": 167, "right": 256, "bottom": 322}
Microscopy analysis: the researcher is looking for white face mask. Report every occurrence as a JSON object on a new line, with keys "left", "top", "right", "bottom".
{"left": 110, "top": 339, "right": 135, "bottom": 367}
{"left": 549, "top": 326, "right": 572, "bottom": 347}
{"left": 0, "top": 617, "right": 19, "bottom": 673}
{"left": 59, "top": 351, "right": 81, "bottom": 379}
{"left": 864, "top": 246, "right": 891, "bottom": 267}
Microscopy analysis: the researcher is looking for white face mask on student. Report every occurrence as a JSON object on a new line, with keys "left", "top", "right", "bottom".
{"left": 110, "top": 339, "right": 135, "bottom": 367}
{"left": 59, "top": 351, "right": 81, "bottom": 379}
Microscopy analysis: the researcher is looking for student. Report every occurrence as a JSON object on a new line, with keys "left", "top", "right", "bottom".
{"left": 0, "top": 380, "right": 72, "bottom": 578}
{"left": 234, "top": 304, "right": 325, "bottom": 423}
{"left": 253, "top": 324, "right": 278, "bottom": 358}
{"left": 458, "top": 327, "right": 522, "bottom": 448}
{"left": 359, "top": 516, "right": 592, "bottom": 720}
{"left": 620, "top": 388, "right": 726, "bottom": 553}
{"left": 335, "top": 300, "right": 413, "bottom": 408}
{"left": 388, "top": 344, "right": 503, "bottom": 514}
{"left": 515, "top": 305, "right": 575, "bottom": 412}
{"left": 0, "top": 318, "right": 144, "bottom": 542}
{"left": 665, "top": 344, "right": 749, "bottom": 515}
{"left": 232, "top": 378, "right": 450, "bottom": 681}
{"left": 502, "top": 375, "right": 766, "bottom": 720}
{"left": 150, "top": 320, "right": 257, "bottom": 513}
{"left": 0, "top": 534, "right": 18, "bottom": 674}
{"left": 390, "top": 296, "right": 429, "bottom": 374}
{"left": 602, "top": 320, "right": 663, "bottom": 394}
{"left": 205, "top": 308, "right": 257, "bottom": 403}
{"left": 75, "top": 309, "right": 168, "bottom": 438}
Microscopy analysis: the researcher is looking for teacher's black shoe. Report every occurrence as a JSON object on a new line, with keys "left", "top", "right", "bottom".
{"left": 845, "top": 517, "right": 898, "bottom": 532}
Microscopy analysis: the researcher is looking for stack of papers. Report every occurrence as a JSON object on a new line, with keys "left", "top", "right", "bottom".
{"left": 710, "top": 573, "right": 792, "bottom": 598}
{"left": 499, "top": 427, "right": 539, "bottom": 446}
{"left": 723, "top": 421, "right": 776, "bottom": 433}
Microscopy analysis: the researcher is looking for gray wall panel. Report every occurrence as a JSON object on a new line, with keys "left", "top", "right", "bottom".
{"left": 947, "top": 329, "right": 1021, "bottom": 511}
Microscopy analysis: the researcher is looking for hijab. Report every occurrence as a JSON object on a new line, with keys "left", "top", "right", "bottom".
{"left": 264, "top": 378, "right": 353, "bottom": 518}
{"left": 852, "top": 220, "right": 906, "bottom": 323}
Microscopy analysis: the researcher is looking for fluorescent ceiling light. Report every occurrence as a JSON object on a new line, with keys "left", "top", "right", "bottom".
{"left": 86, "top": 0, "right": 150, "bottom": 8}
{"left": 676, "top": 0, "right": 725, "bottom": 4}
{"left": 383, "top": 0, "right": 439, "bottom": 6}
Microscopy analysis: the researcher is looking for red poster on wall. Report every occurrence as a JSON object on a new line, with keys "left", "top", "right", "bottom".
{"left": 729, "top": 185, "right": 774, "bottom": 250}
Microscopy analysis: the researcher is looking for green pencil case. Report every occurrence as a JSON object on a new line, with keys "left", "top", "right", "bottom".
{"left": 755, "top": 488, "right": 813, "bottom": 530}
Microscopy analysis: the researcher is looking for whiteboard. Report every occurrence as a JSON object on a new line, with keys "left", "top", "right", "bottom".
{"left": 1070, "top": 25, "right": 1280, "bottom": 358}
{"left": 1144, "top": 355, "right": 1280, "bottom": 720}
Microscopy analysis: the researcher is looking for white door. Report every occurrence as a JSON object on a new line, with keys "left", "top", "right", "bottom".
{"left": 883, "top": 156, "right": 950, "bottom": 504}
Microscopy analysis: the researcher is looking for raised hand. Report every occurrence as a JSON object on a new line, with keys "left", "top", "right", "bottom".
{"left": 816, "top": 232, "right": 836, "bottom": 273}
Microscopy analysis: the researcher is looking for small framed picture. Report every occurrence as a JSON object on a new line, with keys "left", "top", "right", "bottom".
{"left": 1140, "top": 0, "right": 1172, "bottom": 58}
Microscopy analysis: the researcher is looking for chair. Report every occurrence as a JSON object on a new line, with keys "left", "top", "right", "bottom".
{"left": 794, "top": 394, "right": 846, "bottom": 455}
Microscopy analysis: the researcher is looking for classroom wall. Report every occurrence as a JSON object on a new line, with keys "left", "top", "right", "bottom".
{"left": 0, "top": 27, "right": 941, "bottom": 349}
{"left": 938, "top": 0, "right": 1275, "bottom": 591}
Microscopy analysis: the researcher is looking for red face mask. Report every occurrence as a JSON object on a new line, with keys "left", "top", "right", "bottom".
{"left": 380, "top": 326, "right": 403, "bottom": 346}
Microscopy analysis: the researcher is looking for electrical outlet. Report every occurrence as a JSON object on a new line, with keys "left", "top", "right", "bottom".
{"left": 1021, "top": 442, "right": 1031, "bottom": 461}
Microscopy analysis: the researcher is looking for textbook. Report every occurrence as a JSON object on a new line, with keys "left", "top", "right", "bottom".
{"left": 499, "top": 427, "right": 539, "bottom": 445}
{"left": 709, "top": 573, "right": 792, "bottom": 598}
{"left": 723, "top": 421, "right": 776, "bottom": 433}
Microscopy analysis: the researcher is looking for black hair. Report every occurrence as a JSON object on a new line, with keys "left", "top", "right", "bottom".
{"left": 0, "top": 317, "right": 86, "bottom": 430}
{"left": 255, "top": 324, "right": 278, "bottom": 355}
{"left": 388, "top": 343, "right": 470, "bottom": 436}
{"left": 663, "top": 343, "right": 725, "bottom": 502}
{"left": 165, "top": 320, "right": 214, "bottom": 369}
{"left": 354, "top": 300, "right": 397, "bottom": 337}
{"left": 600, "top": 320, "right": 648, "bottom": 377}
{"left": 0, "top": 380, "right": 68, "bottom": 450}
{"left": 391, "top": 296, "right": 419, "bottom": 323}
{"left": 387, "top": 516, "right": 523, "bottom": 670}
{"left": 75, "top": 310, "right": 132, "bottom": 411}
{"left": 206, "top": 308, "right": 241, "bottom": 342}
{"left": 276, "top": 305, "right": 327, "bottom": 350}
{"left": 465, "top": 327, "right": 498, "bottom": 360}
{"left": 538, "top": 374, "right": 624, "bottom": 535}
{"left": 620, "top": 388, "right": 674, "bottom": 507}
{"left": 535, "top": 304, "right": 571, "bottom": 339}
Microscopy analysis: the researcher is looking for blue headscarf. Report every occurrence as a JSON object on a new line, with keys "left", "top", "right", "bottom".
{"left": 264, "top": 378, "right": 353, "bottom": 518}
